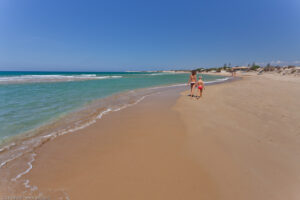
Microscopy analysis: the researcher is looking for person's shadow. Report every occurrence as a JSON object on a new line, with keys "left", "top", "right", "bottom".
{"left": 187, "top": 94, "right": 196, "bottom": 97}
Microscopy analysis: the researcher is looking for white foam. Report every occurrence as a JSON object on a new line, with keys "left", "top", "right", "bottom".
{"left": 147, "top": 83, "right": 186, "bottom": 90}
{"left": 24, "top": 179, "right": 38, "bottom": 191}
{"left": 9, "top": 152, "right": 39, "bottom": 193}
{"left": 11, "top": 153, "right": 36, "bottom": 182}
{"left": 148, "top": 73, "right": 168, "bottom": 76}
{"left": 0, "top": 74, "right": 122, "bottom": 84}
{"left": 0, "top": 152, "right": 23, "bottom": 168}
{"left": 57, "top": 119, "right": 97, "bottom": 136}
{"left": 112, "top": 95, "right": 148, "bottom": 112}
{"left": 0, "top": 142, "right": 16, "bottom": 153}
{"left": 204, "top": 77, "right": 230, "bottom": 84}
{"left": 97, "top": 108, "right": 112, "bottom": 119}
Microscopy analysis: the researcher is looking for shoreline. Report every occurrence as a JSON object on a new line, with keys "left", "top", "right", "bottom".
{"left": 0, "top": 76, "right": 231, "bottom": 197}
{"left": 2, "top": 85, "right": 195, "bottom": 198}
{"left": 0, "top": 75, "right": 230, "bottom": 149}
{"left": 3, "top": 73, "right": 299, "bottom": 199}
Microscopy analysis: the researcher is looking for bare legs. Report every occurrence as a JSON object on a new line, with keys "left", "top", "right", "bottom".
{"left": 190, "top": 84, "right": 196, "bottom": 97}
{"left": 197, "top": 89, "right": 202, "bottom": 99}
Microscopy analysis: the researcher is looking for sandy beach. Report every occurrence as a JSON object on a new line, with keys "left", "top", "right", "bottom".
{"left": 3, "top": 73, "right": 300, "bottom": 200}
{"left": 175, "top": 74, "right": 300, "bottom": 200}
{"left": 1, "top": 1, "right": 299, "bottom": 199}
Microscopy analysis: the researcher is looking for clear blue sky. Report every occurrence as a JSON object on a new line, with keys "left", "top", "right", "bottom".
{"left": 0, "top": 0, "right": 299, "bottom": 71}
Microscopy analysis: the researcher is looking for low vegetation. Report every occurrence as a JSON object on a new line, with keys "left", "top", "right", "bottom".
{"left": 192, "top": 62, "right": 300, "bottom": 76}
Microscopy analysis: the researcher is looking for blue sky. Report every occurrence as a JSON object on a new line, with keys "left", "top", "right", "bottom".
{"left": 0, "top": 0, "right": 299, "bottom": 71}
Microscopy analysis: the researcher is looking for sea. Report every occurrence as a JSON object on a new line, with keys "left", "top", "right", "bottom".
{"left": 0, "top": 71, "right": 229, "bottom": 196}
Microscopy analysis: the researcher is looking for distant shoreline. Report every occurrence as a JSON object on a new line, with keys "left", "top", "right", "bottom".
{"left": 125, "top": 70, "right": 190, "bottom": 73}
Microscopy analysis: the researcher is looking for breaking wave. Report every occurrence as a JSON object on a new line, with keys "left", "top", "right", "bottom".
{"left": 0, "top": 74, "right": 122, "bottom": 84}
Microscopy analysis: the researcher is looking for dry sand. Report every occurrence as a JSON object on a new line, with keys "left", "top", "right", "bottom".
{"left": 5, "top": 73, "right": 300, "bottom": 200}
{"left": 175, "top": 74, "right": 300, "bottom": 200}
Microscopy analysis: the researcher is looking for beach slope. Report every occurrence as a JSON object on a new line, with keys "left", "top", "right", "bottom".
{"left": 175, "top": 74, "right": 300, "bottom": 200}
{"left": 5, "top": 74, "right": 300, "bottom": 200}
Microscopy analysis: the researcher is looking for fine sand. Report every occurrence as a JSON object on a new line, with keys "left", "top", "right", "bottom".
{"left": 12, "top": 87, "right": 218, "bottom": 200}
{"left": 175, "top": 74, "right": 300, "bottom": 200}
{"left": 4, "top": 74, "right": 300, "bottom": 200}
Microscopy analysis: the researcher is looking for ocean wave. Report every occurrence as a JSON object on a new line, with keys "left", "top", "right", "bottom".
{"left": 148, "top": 72, "right": 173, "bottom": 76}
{"left": 205, "top": 77, "right": 231, "bottom": 84}
{"left": 0, "top": 74, "right": 122, "bottom": 84}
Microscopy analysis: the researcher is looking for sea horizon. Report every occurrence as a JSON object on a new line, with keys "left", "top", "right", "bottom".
{"left": 0, "top": 69, "right": 190, "bottom": 73}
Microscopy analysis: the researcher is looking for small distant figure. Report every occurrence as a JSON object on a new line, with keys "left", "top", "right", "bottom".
{"left": 196, "top": 76, "right": 205, "bottom": 99}
{"left": 231, "top": 69, "right": 236, "bottom": 77}
{"left": 188, "top": 70, "right": 197, "bottom": 97}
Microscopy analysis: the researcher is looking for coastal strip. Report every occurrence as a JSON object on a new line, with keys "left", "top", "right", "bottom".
{"left": 2, "top": 73, "right": 299, "bottom": 200}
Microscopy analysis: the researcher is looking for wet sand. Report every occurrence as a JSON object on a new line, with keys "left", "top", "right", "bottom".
{"left": 4, "top": 74, "right": 300, "bottom": 200}
{"left": 16, "top": 87, "right": 218, "bottom": 199}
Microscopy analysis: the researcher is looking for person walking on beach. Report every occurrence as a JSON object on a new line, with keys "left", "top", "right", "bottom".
{"left": 196, "top": 76, "right": 205, "bottom": 99}
{"left": 188, "top": 70, "right": 197, "bottom": 97}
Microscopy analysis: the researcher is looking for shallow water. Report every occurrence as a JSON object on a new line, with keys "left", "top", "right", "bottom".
{"left": 0, "top": 71, "right": 226, "bottom": 143}
{"left": 0, "top": 71, "right": 230, "bottom": 197}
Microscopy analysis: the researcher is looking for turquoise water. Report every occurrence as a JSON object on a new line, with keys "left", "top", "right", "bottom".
{"left": 0, "top": 71, "right": 225, "bottom": 144}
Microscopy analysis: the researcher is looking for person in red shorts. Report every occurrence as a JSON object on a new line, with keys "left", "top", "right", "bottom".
{"left": 196, "top": 76, "right": 205, "bottom": 99}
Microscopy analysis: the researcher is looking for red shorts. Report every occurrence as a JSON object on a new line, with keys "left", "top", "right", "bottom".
{"left": 198, "top": 86, "right": 203, "bottom": 91}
